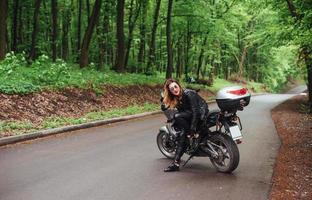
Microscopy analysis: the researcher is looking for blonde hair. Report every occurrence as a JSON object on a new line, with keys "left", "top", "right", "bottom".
{"left": 163, "top": 78, "right": 183, "bottom": 109}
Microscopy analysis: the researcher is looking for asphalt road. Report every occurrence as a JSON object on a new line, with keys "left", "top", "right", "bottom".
{"left": 0, "top": 86, "right": 306, "bottom": 200}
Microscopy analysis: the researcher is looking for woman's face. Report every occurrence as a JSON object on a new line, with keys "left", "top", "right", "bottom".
{"left": 168, "top": 82, "right": 181, "bottom": 96}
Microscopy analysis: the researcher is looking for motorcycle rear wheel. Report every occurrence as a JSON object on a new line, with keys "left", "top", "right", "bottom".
{"left": 156, "top": 131, "right": 176, "bottom": 159}
{"left": 209, "top": 134, "right": 240, "bottom": 173}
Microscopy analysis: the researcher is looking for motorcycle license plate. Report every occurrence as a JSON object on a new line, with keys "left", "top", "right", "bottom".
{"left": 229, "top": 125, "right": 242, "bottom": 140}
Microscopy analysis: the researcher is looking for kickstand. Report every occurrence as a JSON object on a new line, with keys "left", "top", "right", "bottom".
{"left": 182, "top": 154, "right": 194, "bottom": 167}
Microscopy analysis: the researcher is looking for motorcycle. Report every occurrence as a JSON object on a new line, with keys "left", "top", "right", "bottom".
{"left": 157, "top": 86, "right": 251, "bottom": 173}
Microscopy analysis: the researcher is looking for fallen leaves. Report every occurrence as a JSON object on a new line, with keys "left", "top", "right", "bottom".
{"left": 270, "top": 95, "right": 312, "bottom": 200}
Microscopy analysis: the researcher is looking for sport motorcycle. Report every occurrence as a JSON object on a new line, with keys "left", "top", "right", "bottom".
{"left": 157, "top": 86, "right": 251, "bottom": 173}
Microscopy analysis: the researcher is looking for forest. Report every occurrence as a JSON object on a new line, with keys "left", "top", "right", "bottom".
{"left": 0, "top": 0, "right": 311, "bottom": 107}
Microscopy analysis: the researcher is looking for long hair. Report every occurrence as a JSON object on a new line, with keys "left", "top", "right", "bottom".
{"left": 163, "top": 78, "right": 183, "bottom": 109}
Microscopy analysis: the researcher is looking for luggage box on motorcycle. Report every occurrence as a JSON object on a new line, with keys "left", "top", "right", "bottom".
{"left": 216, "top": 86, "right": 251, "bottom": 112}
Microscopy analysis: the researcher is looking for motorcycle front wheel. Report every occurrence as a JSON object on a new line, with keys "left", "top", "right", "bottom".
{"left": 208, "top": 134, "right": 240, "bottom": 173}
{"left": 156, "top": 131, "right": 176, "bottom": 159}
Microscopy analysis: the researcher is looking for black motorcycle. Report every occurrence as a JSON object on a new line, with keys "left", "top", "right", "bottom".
{"left": 157, "top": 86, "right": 251, "bottom": 173}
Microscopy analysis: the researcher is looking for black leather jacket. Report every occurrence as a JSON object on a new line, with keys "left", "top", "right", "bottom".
{"left": 176, "top": 89, "right": 209, "bottom": 132}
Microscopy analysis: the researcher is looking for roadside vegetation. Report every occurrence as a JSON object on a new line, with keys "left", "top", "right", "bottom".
{"left": 0, "top": 53, "right": 165, "bottom": 95}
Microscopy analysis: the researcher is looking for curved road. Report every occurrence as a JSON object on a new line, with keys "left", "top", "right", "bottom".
{"left": 0, "top": 86, "right": 306, "bottom": 200}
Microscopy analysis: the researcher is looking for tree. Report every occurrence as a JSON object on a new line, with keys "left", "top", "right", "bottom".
{"left": 86, "top": 0, "right": 90, "bottom": 19}
{"left": 77, "top": 0, "right": 82, "bottom": 52}
{"left": 79, "top": 0, "right": 102, "bottom": 68}
{"left": 283, "top": 0, "right": 312, "bottom": 111}
{"left": 51, "top": 0, "right": 58, "bottom": 61}
{"left": 0, "top": 0, "right": 8, "bottom": 60}
{"left": 62, "top": 3, "right": 71, "bottom": 60}
{"left": 12, "top": 0, "right": 19, "bottom": 52}
{"left": 114, "top": 0, "right": 126, "bottom": 72}
{"left": 165, "top": 0, "right": 174, "bottom": 79}
{"left": 98, "top": 0, "right": 113, "bottom": 68}
{"left": 147, "top": 0, "right": 161, "bottom": 73}
{"left": 124, "top": 0, "right": 141, "bottom": 70}
{"left": 29, "top": 0, "right": 43, "bottom": 61}
{"left": 138, "top": 0, "right": 148, "bottom": 72}
{"left": 196, "top": 36, "right": 207, "bottom": 80}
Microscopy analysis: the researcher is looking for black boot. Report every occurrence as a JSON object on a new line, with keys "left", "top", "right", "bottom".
{"left": 164, "top": 163, "right": 180, "bottom": 172}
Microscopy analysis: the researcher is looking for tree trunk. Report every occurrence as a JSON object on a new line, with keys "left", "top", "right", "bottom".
{"left": 209, "top": 56, "right": 215, "bottom": 82}
{"left": 103, "top": 0, "right": 111, "bottom": 66}
{"left": 234, "top": 45, "right": 248, "bottom": 77}
{"left": 62, "top": 7, "right": 70, "bottom": 60}
{"left": 51, "top": 0, "right": 58, "bottom": 61}
{"left": 165, "top": 0, "right": 174, "bottom": 79}
{"left": 79, "top": 0, "right": 102, "bottom": 68}
{"left": 5, "top": 24, "right": 9, "bottom": 53}
{"left": 124, "top": 0, "right": 141, "bottom": 70}
{"left": 0, "top": 0, "right": 8, "bottom": 60}
{"left": 12, "top": 0, "right": 19, "bottom": 52}
{"left": 77, "top": 0, "right": 82, "bottom": 51}
{"left": 285, "top": 0, "right": 299, "bottom": 19}
{"left": 97, "top": 0, "right": 113, "bottom": 68}
{"left": 43, "top": 0, "right": 50, "bottom": 52}
{"left": 114, "top": 0, "right": 126, "bottom": 72}
{"left": 196, "top": 36, "right": 207, "bottom": 80}
{"left": 29, "top": 0, "right": 42, "bottom": 61}
{"left": 184, "top": 21, "right": 192, "bottom": 78}
{"left": 239, "top": 46, "right": 248, "bottom": 77}
{"left": 97, "top": 1, "right": 110, "bottom": 68}
{"left": 138, "top": 0, "right": 148, "bottom": 72}
{"left": 97, "top": 19, "right": 104, "bottom": 68}
{"left": 147, "top": 0, "right": 161, "bottom": 73}
{"left": 18, "top": 2, "right": 23, "bottom": 46}
{"left": 158, "top": 25, "right": 163, "bottom": 71}
{"left": 176, "top": 37, "right": 183, "bottom": 78}
{"left": 86, "top": 0, "right": 90, "bottom": 20}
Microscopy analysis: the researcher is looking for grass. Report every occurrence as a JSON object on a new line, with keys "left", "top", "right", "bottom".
{"left": 0, "top": 103, "right": 159, "bottom": 137}
{"left": 0, "top": 65, "right": 165, "bottom": 94}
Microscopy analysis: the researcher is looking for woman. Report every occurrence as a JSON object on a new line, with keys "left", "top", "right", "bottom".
{"left": 162, "top": 78, "right": 209, "bottom": 172}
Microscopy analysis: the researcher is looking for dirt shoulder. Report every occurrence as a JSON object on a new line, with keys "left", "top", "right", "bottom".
{"left": 269, "top": 94, "right": 312, "bottom": 200}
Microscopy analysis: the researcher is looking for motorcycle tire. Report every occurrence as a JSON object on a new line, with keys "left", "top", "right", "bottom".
{"left": 209, "top": 133, "right": 240, "bottom": 173}
{"left": 156, "top": 131, "right": 176, "bottom": 159}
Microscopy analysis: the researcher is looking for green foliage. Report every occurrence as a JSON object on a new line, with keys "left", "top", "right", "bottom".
{"left": 0, "top": 52, "right": 40, "bottom": 94}
{"left": 262, "top": 45, "right": 301, "bottom": 92}
{"left": 0, "top": 53, "right": 164, "bottom": 94}
{"left": 1, "top": 0, "right": 307, "bottom": 95}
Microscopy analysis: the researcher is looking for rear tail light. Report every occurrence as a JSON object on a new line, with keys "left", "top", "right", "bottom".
{"left": 227, "top": 88, "right": 248, "bottom": 95}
